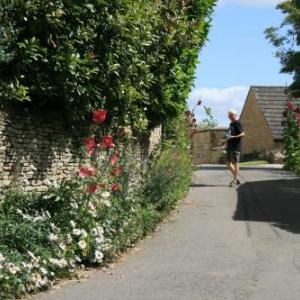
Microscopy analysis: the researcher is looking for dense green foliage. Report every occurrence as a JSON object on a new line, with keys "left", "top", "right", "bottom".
{"left": 0, "top": 0, "right": 216, "bottom": 130}
{"left": 265, "top": 0, "right": 300, "bottom": 97}
{"left": 0, "top": 117, "right": 192, "bottom": 299}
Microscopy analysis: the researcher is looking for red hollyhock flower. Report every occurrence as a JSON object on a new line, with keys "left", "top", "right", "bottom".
{"left": 87, "top": 183, "right": 97, "bottom": 193}
{"left": 78, "top": 166, "right": 96, "bottom": 178}
{"left": 287, "top": 101, "right": 294, "bottom": 111}
{"left": 84, "top": 137, "right": 96, "bottom": 156}
{"left": 112, "top": 183, "right": 119, "bottom": 192}
{"left": 92, "top": 109, "right": 107, "bottom": 123}
{"left": 111, "top": 166, "right": 122, "bottom": 176}
{"left": 110, "top": 154, "right": 118, "bottom": 165}
{"left": 101, "top": 135, "right": 115, "bottom": 148}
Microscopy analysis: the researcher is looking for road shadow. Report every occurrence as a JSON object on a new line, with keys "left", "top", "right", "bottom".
{"left": 190, "top": 183, "right": 230, "bottom": 187}
{"left": 195, "top": 165, "right": 285, "bottom": 172}
{"left": 234, "top": 178, "right": 300, "bottom": 233}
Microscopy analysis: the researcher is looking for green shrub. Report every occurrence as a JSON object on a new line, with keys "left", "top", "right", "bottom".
{"left": 283, "top": 101, "right": 300, "bottom": 172}
{"left": 144, "top": 118, "right": 192, "bottom": 212}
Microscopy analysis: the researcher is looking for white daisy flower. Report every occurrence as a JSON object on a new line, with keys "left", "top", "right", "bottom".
{"left": 40, "top": 267, "right": 48, "bottom": 275}
{"left": 78, "top": 240, "right": 87, "bottom": 250}
{"left": 95, "top": 250, "right": 104, "bottom": 262}
{"left": 72, "top": 228, "right": 81, "bottom": 236}
{"left": 66, "top": 234, "right": 73, "bottom": 244}
{"left": 7, "top": 263, "right": 20, "bottom": 274}
{"left": 48, "top": 233, "right": 59, "bottom": 241}
{"left": 101, "top": 191, "right": 110, "bottom": 199}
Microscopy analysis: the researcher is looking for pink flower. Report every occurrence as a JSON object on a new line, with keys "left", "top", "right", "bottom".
{"left": 287, "top": 101, "right": 294, "bottom": 111}
{"left": 78, "top": 166, "right": 96, "bottom": 178}
{"left": 110, "top": 154, "right": 118, "bottom": 165}
{"left": 112, "top": 183, "right": 119, "bottom": 192}
{"left": 92, "top": 109, "right": 107, "bottom": 123}
{"left": 87, "top": 183, "right": 97, "bottom": 193}
{"left": 101, "top": 135, "right": 115, "bottom": 148}
{"left": 84, "top": 137, "right": 96, "bottom": 156}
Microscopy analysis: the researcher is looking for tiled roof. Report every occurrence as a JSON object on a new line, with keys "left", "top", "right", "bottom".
{"left": 251, "top": 86, "right": 288, "bottom": 140}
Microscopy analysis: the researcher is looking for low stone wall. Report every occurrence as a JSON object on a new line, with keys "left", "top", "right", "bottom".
{"left": 192, "top": 128, "right": 227, "bottom": 164}
{"left": 0, "top": 107, "right": 161, "bottom": 193}
{"left": 0, "top": 108, "right": 81, "bottom": 192}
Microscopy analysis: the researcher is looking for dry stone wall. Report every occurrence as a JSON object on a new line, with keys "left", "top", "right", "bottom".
{"left": 0, "top": 108, "right": 81, "bottom": 192}
{"left": 0, "top": 107, "right": 161, "bottom": 193}
{"left": 192, "top": 128, "right": 227, "bottom": 164}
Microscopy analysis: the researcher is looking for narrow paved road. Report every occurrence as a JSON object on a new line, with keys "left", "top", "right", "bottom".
{"left": 33, "top": 165, "right": 300, "bottom": 300}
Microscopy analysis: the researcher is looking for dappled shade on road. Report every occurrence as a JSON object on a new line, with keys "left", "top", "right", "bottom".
{"left": 234, "top": 178, "right": 300, "bottom": 234}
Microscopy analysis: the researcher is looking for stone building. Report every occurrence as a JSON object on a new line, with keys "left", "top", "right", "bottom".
{"left": 240, "top": 86, "right": 288, "bottom": 155}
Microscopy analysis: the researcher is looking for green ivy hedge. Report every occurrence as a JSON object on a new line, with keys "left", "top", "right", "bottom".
{"left": 0, "top": 0, "right": 216, "bottom": 130}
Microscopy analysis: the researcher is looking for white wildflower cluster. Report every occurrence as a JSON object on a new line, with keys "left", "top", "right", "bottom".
{"left": 101, "top": 191, "right": 111, "bottom": 207}
{"left": 15, "top": 209, "right": 51, "bottom": 223}
{"left": 48, "top": 258, "right": 68, "bottom": 268}
{"left": 0, "top": 251, "right": 52, "bottom": 291}
{"left": 88, "top": 201, "right": 97, "bottom": 217}
{"left": 70, "top": 198, "right": 79, "bottom": 209}
{"left": 91, "top": 224, "right": 105, "bottom": 263}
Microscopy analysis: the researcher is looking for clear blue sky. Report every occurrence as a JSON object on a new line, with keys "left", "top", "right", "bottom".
{"left": 189, "top": 0, "right": 292, "bottom": 126}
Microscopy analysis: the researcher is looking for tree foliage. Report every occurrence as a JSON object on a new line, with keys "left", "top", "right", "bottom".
{"left": 0, "top": 0, "right": 216, "bottom": 131}
{"left": 265, "top": 0, "right": 300, "bottom": 97}
{"left": 198, "top": 105, "right": 218, "bottom": 129}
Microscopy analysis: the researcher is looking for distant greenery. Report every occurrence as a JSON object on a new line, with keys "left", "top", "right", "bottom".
{"left": 0, "top": 0, "right": 216, "bottom": 131}
{"left": 240, "top": 160, "right": 269, "bottom": 167}
{"left": 198, "top": 106, "right": 218, "bottom": 129}
{"left": 265, "top": 0, "right": 300, "bottom": 97}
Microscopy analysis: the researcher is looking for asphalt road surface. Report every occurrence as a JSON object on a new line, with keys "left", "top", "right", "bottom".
{"left": 32, "top": 164, "right": 300, "bottom": 300}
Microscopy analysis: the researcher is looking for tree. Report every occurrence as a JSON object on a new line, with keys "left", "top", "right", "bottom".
{"left": 198, "top": 106, "right": 218, "bottom": 129}
{"left": 265, "top": 0, "right": 300, "bottom": 97}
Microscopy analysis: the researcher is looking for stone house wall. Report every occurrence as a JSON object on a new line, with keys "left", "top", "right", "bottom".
{"left": 240, "top": 90, "right": 276, "bottom": 155}
{"left": 0, "top": 107, "right": 161, "bottom": 193}
{"left": 192, "top": 128, "right": 227, "bottom": 164}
